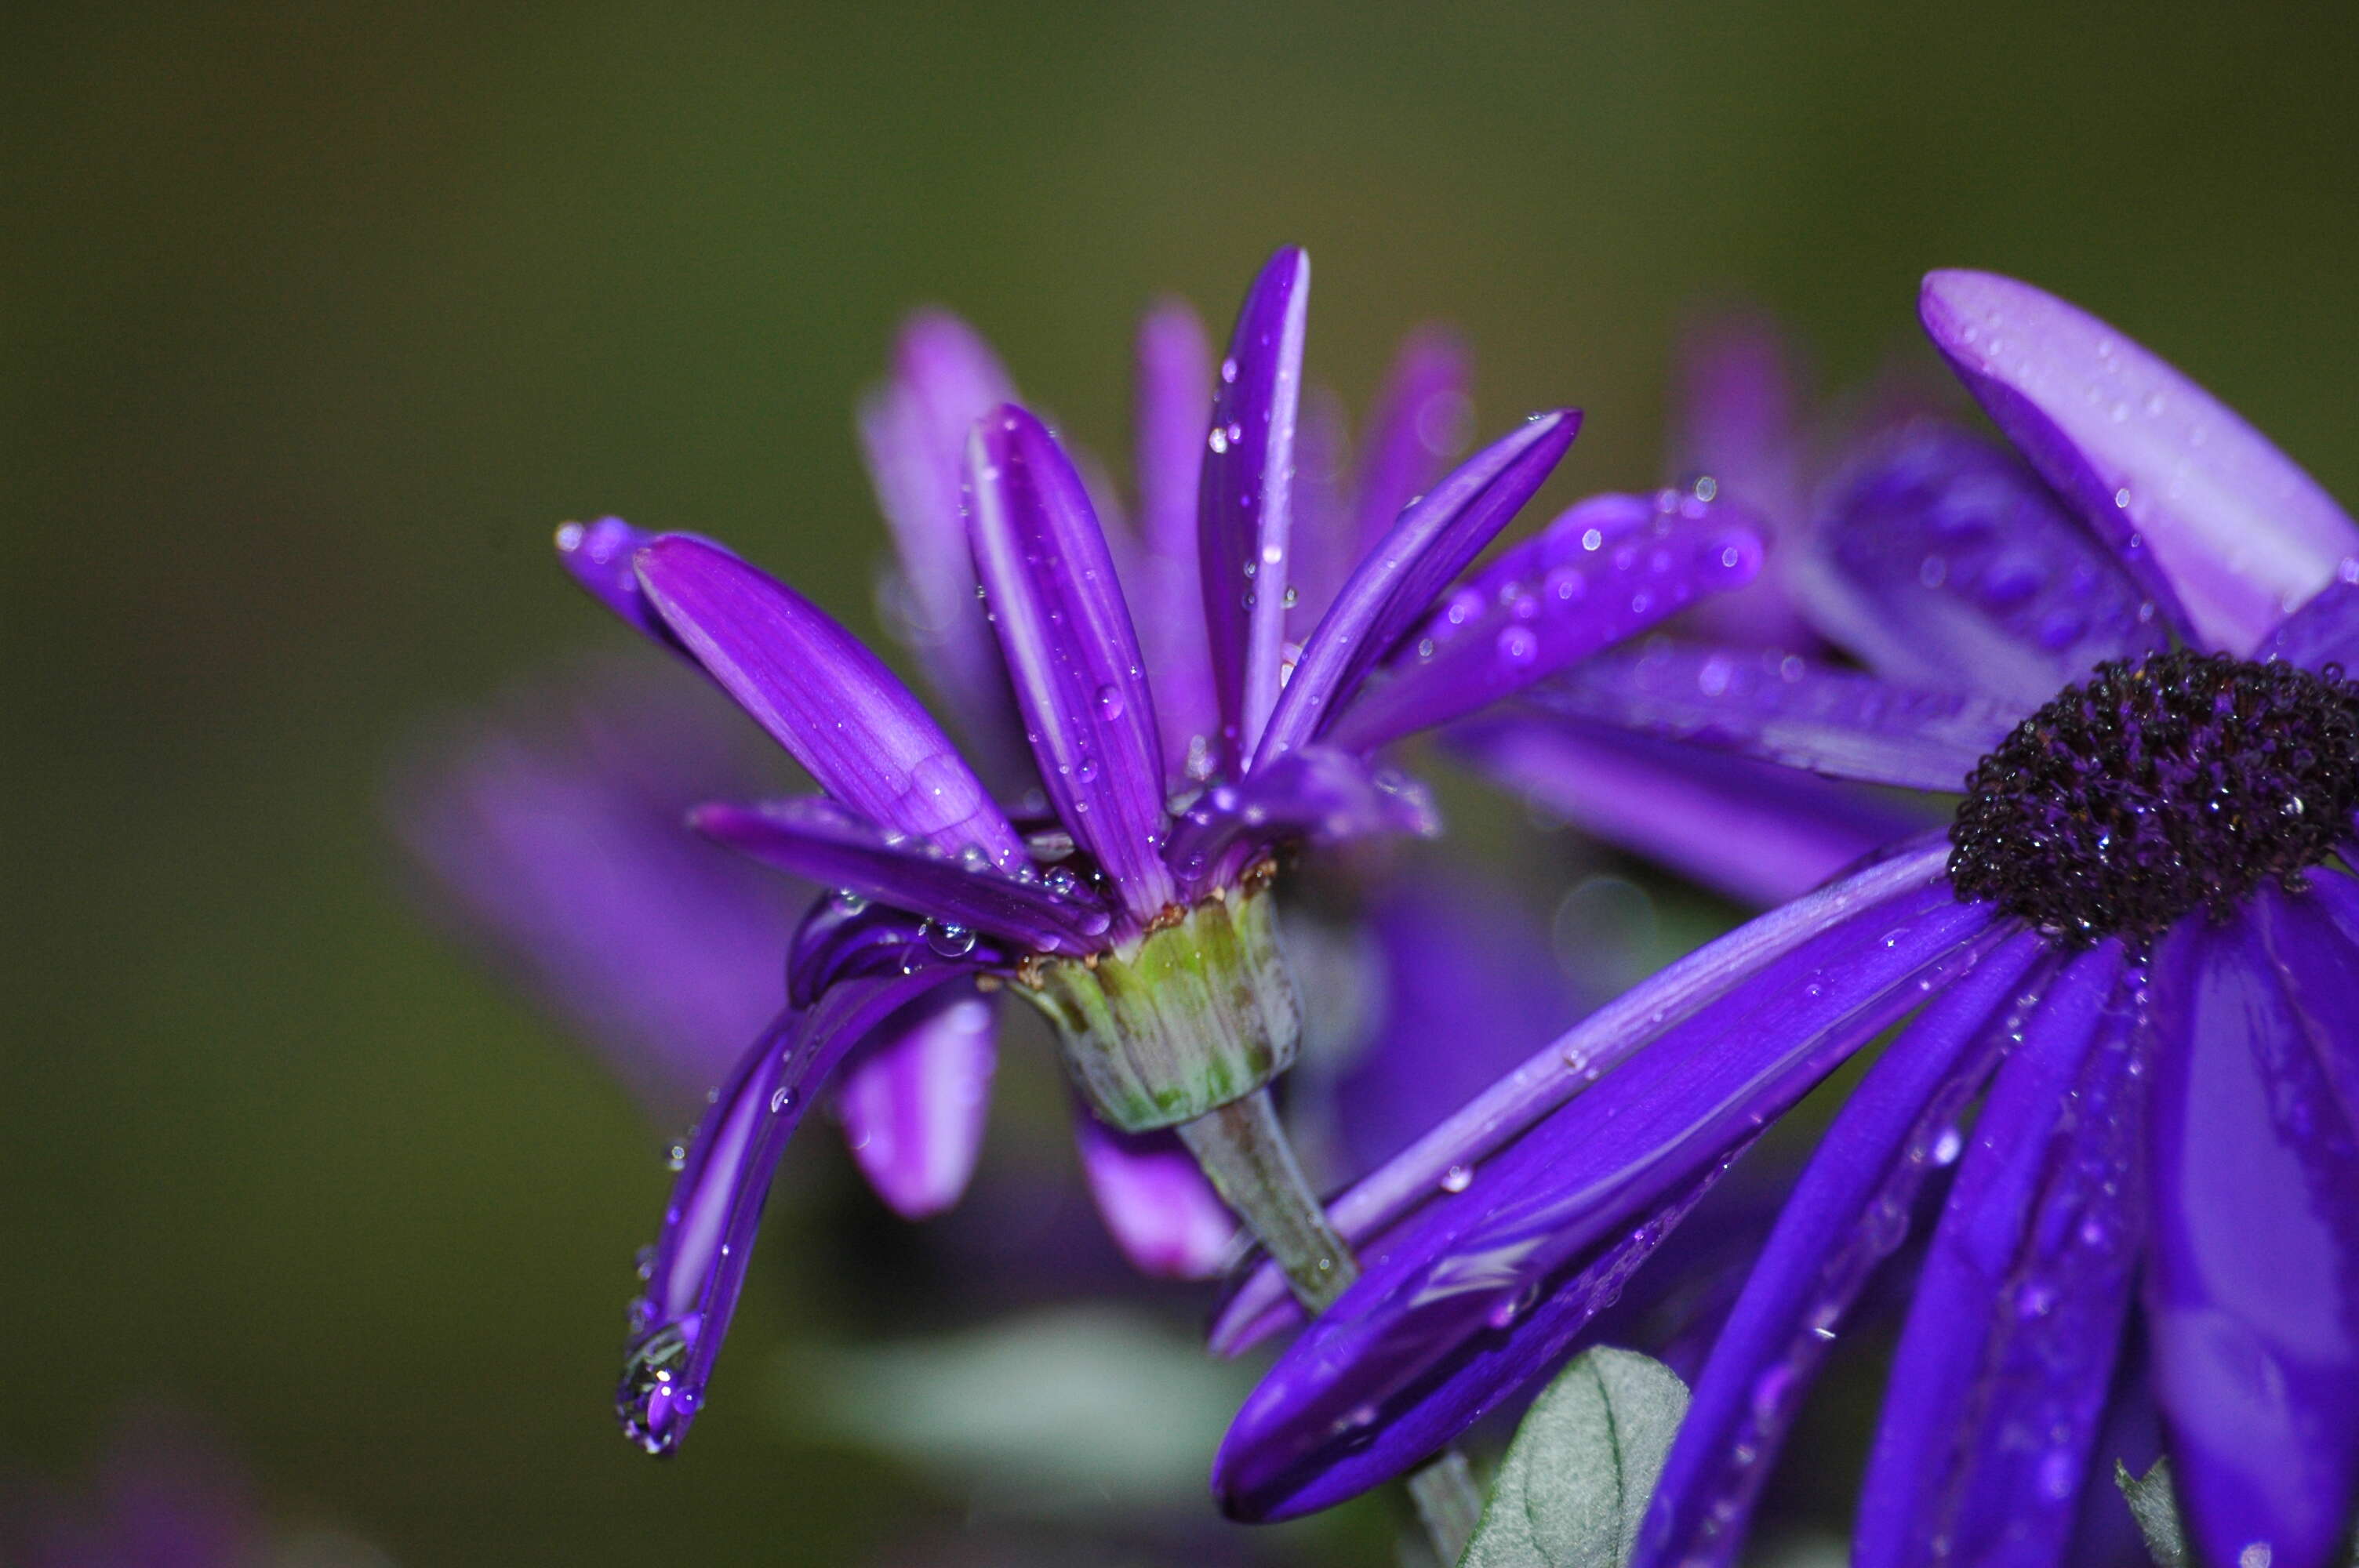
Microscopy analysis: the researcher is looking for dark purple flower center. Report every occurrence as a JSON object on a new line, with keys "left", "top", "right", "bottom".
{"left": 1948, "top": 649, "right": 2359, "bottom": 942}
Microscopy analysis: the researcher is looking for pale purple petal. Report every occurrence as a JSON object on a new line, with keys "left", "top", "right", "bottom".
{"left": 967, "top": 405, "right": 1174, "bottom": 920}
{"left": 1851, "top": 951, "right": 2146, "bottom": 1568}
{"left": 1326, "top": 494, "right": 1763, "bottom": 753}
{"left": 1538, "top": 642, "right": 2022, "bottom": 791}
{"left": 834, "top": 984, "right": 998, "bottom": 1220}
{"left": 1632, "top": 931, "right": 2059, "bottom": 1568}
{"left": 556, "top": 516, "right": 704, "bottom": 659}
{"left": 1200, "top": 247, "right": 1311, "bottom": 767}
{"left": 1351, "top": 330, "right": 1474, "bottom": 556}
{"left": 2271, "top": 869, "right": 2359, "bottom": 1130}
{"left": 1256, "top": 410, "right": 1580, "bottom": 764}
{"left": 2143, "top": 896, "right": 2359, "bottom": 1568}
{"left": 1450, "top": 710, "right": 1932, "bottom": 908}
{"left": 689, "top": 797, "right": 1106, "bottom": 953}
{"left": 856, "top": 311, "right": 1029, "bottom": 777}
{"left": 1212, "top": 838, "right": 1956, "bottom": 1356}
{"left": 617, "top": 966, "right": 965, "bottom": 1453}
{"left": 1797, "top": 423, "right": 2169, "bottom": 709}
{"left": 1132, "top": 300, "right": 1221, "bottom": 772}
{"left": 1284, "top": 385, "right": 1358, "bottom": 629}
{"left": 1921, "top": 270, "right": 2359, "bottom": 655}
{"left": 1071, "top": 1106, "right": 1238, "bottom": 1280}
{"left": 1212, "top": 885, "right": 2003, "bottom": 1519}
{"left": 635, "top": 535, "right": 1027, "bottom": 867}
{"left": 1163, "top": 746, "right": 1438, "bottom": 899}
{"left": 2259, "top": 577, "right": 2359, "bottom": 676}
{"left": 1670, "top": 311, "right": 1819, "bottom": 648}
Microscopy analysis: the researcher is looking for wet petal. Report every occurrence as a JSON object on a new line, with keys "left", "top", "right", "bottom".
{"left": 1199, "top": 246, "right": 1311, "bottom": 767}
{"left": 1352, "top": 330, "right": 1475, "bottom": 560}
{"left": 1132, "top": 301, "right": 1221, "bottom": 772}
{"left": 967, "top": 405, "right": 1174, "bottom": 920}
{"left": 856, "top": 311, "right": 1029, "bottom": 776}
{"left": 834, "top": 984, "right": 998, "bottom": 1220}
{"left": 689, "top": 797, "right": 1106, "bottom": 954}
{"left": 1852, "top": 949, "right": 2146, "bottom": 1568}
{"left": 2258, "top": 577, "right": 2359, "bottom": 677}
{"left": 1798, "top": 423, "right": 2168, "bottom": 709}
{"left": 1211, "top": 839, "right": 1956, "bottom": 1356}
{"left": 1670, "top": 312, "right": 1819, "bottom": 648}
{"left": 636, "top": 535, "right": 1026, "bottom": 866}
{"left": 1451, "top": 709, "right": 1932, "bottom": 908}
{"left": 1258, "top": 411, "right": 1580, "bottom": 764}
{"left": 556, "top": 517, "right": 693, "bottom": 655}
{"left": 1921, "top": 270, "right": 2359, "bottom": 655}
{"left": 1162, "top": 745, "right": 1438, "bottom": 898}
{"left": 1325, "top": 493, "right": 1762, "bottom": 753}
{"left": 617, "top": 967, "right": 963, "bottom": 1454}
{"left": 1538, "top": 641, "right": 2022, "bottom": 791}
{"left": 2143, "top": 898, "right": 2359, "bottom": 1568}
{"left": 1212, "top": 881, "right": 2002, "bottom": 1519}
{"left": 1633, "top": 932, "right": 2057, "bottom": 1568}
{"left": 1071, "top": 1105, "right": 1238, "bottom": 1279}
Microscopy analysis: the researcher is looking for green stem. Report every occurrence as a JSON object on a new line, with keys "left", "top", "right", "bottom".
{"left": 1176, "top": 1087, "right": 1358, "bottom": 1312}
{"left": 1405, "top": 1450, "right": 1485, "bottom": 1566}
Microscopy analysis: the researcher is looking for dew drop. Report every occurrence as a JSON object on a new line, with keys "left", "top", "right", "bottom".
{"left": 1094, "top": 683, "right": 1125, "bottom": 720}
{"left": 1441, "top": 1164, "right": 1473, "bottom": 1193}
{"left": 1496, "top": 625, "right": 1540, "bottom": 666}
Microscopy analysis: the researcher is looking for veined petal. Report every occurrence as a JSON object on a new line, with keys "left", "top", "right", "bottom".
{"left": 556, "top": 517, "right": 693, "bottom": 655}
{"left": 617, "top": 966, "right": 963, "bottom": 1454}
{"left": 1797, "top": 423, "right": 2169, "bottom": 709}
{"left": 834, "top": 984, "right": 998, "bottom": 1220}
{"left": 1256, "top": 411, "right": 1580, "bottom": 764}
{"left": 1133, "top": 301, "right": 1221, "bottom": 772}
{"left": 689, "top": 797, "right": 1107, "bottom": 954}
{"left": 2143, "top": 898, "right": 2359, "bottom": 1568}
{"left": 857, "top": 312, "right": 1028, "bottom": 777}
{"left": 2259, "top": 577, "right": 2359, "bottom": 677}
{"left": 635, "top": 535, "right": 1027, "bottom": 866}
{"left": 1450, "top": 710, "right": 1932, "bottom": 908}
{"left": 1538, "top": 641, "right": 2022, "bottom": 791}
{"left": 967, "top": 406, "right": 1174, "bottom": 919}
{"left": 1633, "top": 931, "right": 2057, "bottom": 1568}
{"left": 1162, "top": 745, "right": 1438, "bottom": 899}
{"left": 1324, "top": 494, "right": 1762, "bottom": 753}
{"left": 1199, "top": 246, "right": 1311, "bottom": 767}
{"left": 1920, "top": 270, "right": 2359, "bottom": 655}
{"left": 1850, "top": 949, "right": 2146, "bottom": 1568}
{"left": 1212, "top": 885, "right": 2003, "bottom": 1519}
{"left": 1211, "top": 839, "right": 1957, "bottom": 1356}
{"left": 1070, "top": 1105, "right": 1237, "bottom": 1280}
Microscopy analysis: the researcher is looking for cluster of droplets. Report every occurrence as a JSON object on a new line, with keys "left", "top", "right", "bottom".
{"left": 1948, "top": 651, "right": 2359, "bottom": 942}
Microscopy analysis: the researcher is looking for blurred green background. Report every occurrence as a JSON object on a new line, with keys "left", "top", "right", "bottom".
{"left": 8, "top": 3, "right": 2357, "bottom": 1562}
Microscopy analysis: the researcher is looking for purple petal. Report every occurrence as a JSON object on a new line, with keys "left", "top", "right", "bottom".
{"left": 1211, "top": 837, "right": 1957, "bottom": 1356}
{"left": 1351, "top": 329, "right": 1475, "bottom": 557}
{"left": 617, "top": 966, "right": 963, "bottom": 1454}
{"left": 834, "top": 983, "right": 998, "bottom": 1220}
{"left": 1850, "top": 948, "right": 2146, "bottom": 1568}
{"left": 1199, "top": 247, "right": 1311, "bottom": 767}
{"left": 1450, "top": 710, "right": 1934, "bottom": 908}
{"left": 1921, "top": 270, "right": 2359, "bottom": 655}
{"left": 689, "top": 797, "right": 1106, "bottom": 953}
{"left": 1132, "top": 301, "right": 1221, "bottom": 773}
{"left": 856, "top": 311, "right": 1030, "bottom": 779}
{"left": 1537, "top": 641, "right": 2022, "bottom": 791}
{"left": 1670, "top": 312, "right": 1820, "bottom": 648}
{"left": 2143, "top": 894, "right": 2359, "bottom": 1568}
{"left": 1162, "top": 745, "right": 1438, "bottom": 899}
{"left": 1212, "top": 881, "right": 2003, "bottom": 1519}
{"left": 390, "top": 663, "right": 799, "bottom": 1115}
{"left": 1281, "top": 386, "right": 1358, "bottom": 631}
{"left": 966, "top": 406, "right": 1175, "bottom": 921}
{"left": 1256, "top": 411, "right": 1580, "bottom": 764}
{"left": 2259, "top": 577, "right": 2359, "bottom": 676}
{"left": 635, "top": 535, "right": 1026, "bottom": 867}
{"left": 1797, "top": 423, "right": 2169, "bottom": 709}
{"left": 1633, "top": 931, "right": 2059, "bottom": 1568}
{"left": 1071, "top": 1105, "right": 1238, "bottom": 1279}
{"left": 556, "top": 517, "right": 693, "bottom": 655}
{"left": 1324, "top": 493, "right": 1763, "bottom": 753}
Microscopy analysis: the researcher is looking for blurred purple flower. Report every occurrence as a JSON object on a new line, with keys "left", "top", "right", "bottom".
{"left": 1215, "top": 270, "right": 2359, "bottom": 1568}
{"left": 560, "top": 245, "right": 1766, "bottom": 1454}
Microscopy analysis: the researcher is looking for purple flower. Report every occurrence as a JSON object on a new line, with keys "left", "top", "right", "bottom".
{"left": 1214, "top": 270, "right": 2359, "bottom": 1568}
{"left": 563, "top": 246, "right": 1765, "bottom": 1455}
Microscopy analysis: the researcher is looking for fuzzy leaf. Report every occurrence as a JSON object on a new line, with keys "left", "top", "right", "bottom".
{"left": 1460, "top": 1348, "right": 1691, "bottom": 1568}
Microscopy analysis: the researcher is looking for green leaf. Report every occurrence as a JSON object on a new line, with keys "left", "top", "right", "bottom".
{"left": 1459, "top": 1347, "right": 1692, "bottom": 1568}
{"left": 2115, "top": 1456, "right": 2359, "bottom": 1568}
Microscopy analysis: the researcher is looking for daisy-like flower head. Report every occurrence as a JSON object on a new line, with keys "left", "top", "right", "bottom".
{"left": 556, "top": 247, "right": 1766, "bottom": 1455}
{"left": 1215, "top": 270, "right": 2359, "bottom": 1568}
